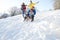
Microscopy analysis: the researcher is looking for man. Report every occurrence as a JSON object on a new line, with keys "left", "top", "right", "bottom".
{"left": 28, "top": 1, "right": 37, "bottom": 22}
{"left": 21, "top": 3, "right": 27, "bottom": 21}
{"left": 28, "top": 7, "right": 36, "bottom": 22}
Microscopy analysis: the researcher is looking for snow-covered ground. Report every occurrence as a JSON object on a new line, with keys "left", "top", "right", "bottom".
{"left": 0, "top": 10, "right": 60, "bottom": 40}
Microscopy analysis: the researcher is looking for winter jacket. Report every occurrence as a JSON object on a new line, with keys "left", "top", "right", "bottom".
{"left": 28, "top": 9, "right": 36, "bottom": 16}
{"left": 21, "top": 5, "right": 26, "bottom": 11}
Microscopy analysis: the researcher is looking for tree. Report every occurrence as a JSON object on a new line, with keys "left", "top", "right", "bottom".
{"left": 10, "top": 7, "right": 17, "bottom": 16}
{"left": 9, "top": 7, "right": 22, "bottom": 16}
{"left": 54, "top": 0, "right": 60, "bottom": 10}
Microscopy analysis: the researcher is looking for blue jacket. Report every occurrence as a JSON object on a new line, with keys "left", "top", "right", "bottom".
{"left": 28, "top": 9, "right": 36, "bottom": 16}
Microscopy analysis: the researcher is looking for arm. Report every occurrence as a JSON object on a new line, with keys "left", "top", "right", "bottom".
{"left": 36, "top": 1, "right": 39, "bottom": 4}
{"left": 35, "top": 1, "right": 39, "bottom": 4}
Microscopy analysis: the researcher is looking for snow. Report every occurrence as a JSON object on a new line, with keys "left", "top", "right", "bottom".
{"left": 0, "top": 10, "right": 60, "bottom": 40}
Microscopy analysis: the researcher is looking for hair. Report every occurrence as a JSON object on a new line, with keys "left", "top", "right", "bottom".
{"left": 30, "top": 1, "right": 32, "bottom": 3}
{"left": 22, "top": 2, "right": 25, "bottom": 5}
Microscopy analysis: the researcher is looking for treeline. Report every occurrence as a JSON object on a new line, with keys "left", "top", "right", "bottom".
{"left": 0, "top": 7, "right": 22, "bottom": 19}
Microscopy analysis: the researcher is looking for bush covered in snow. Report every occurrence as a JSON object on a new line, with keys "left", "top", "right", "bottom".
{"left": 0, "top": 13, "right": 9, "bottom": 19}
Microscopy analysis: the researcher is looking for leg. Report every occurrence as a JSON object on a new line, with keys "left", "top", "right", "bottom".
{"left": 24, "top": 16, "right": 27, "bottom": 21}
{"left": 31, "top": 15, "right": 34, "bottom": 22}
{"left": 22, "top": 11, "right": 27, "bottom": 21}
{"left": 24, "top": 14, "right": 29, "bottom": 21}
{"left": 22, "top": 11, "right": 24, "bottom": 17}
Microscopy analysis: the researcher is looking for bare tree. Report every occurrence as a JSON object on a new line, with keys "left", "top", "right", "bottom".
{"left": 9, "top": 7, "right": 21, "bottom": 16}
{"left": 10, "top": 7, "right": 17, "bottom": 16}
{"left": 54, "top": 0, "right": 60, "bottom": 10}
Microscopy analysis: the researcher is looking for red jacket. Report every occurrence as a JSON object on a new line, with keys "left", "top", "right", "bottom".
{"left": 21, "top": 5, "right": 26, "bottom": 11}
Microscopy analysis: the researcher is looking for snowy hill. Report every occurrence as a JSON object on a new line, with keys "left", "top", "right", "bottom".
{"left": 0, "top": 10, "right": 60, "bottom": 40}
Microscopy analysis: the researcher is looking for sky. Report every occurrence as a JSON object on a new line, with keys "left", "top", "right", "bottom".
{"left": 0, "top": 0, "right": 54, "bottom": 13}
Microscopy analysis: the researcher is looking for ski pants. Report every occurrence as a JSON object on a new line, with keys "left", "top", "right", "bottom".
{"left": 30, "top": 15, "right": 34, "bottom": 22}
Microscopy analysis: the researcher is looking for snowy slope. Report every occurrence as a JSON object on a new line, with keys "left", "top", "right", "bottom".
{"left": 0, "top": 10, "right": 60, "bottom": 40}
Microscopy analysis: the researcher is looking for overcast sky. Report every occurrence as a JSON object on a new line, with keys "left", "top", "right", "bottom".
{"left": 0, "top": 0, "right": 54, "bottom": 13}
